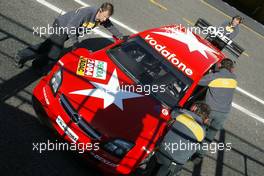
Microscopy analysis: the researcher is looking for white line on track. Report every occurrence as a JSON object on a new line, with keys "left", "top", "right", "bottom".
{"left": 236, "top": 87, "right": 264, "bottom": 105}
{"left": 232, "top": 103, "right": 264, "bottom": 123}
{"left": 36, "top": 0, "right": 264, "bottom": 123}
{"left": 74, "top": 0, "right": 264, "bottom": 106}
{"left": 36, "top": 0, "right": 112, "bottom": 38}
{"left": 36, "top": 0, "right": 64, "bottom": 14}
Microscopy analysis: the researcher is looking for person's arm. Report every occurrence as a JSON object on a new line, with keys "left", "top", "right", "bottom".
{"left": 66, "top": 8, "right": 91, "bottom": 46}
{"left": 219, "top": 20, "right": 232, "bottom": 37}
{"left": 220, "top": 20, "right": 229, "bottom": 27}
{"left": 198, "top": 73, "right": 215, "bottom": 86}
{"left": 101, "top": 19, "right": 124, "bottom": 39}
{"left": 228, "top": 26, "right": 239, "bottom": 39}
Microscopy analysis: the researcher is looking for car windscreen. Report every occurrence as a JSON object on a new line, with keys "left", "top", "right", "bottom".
{"left": 107, "top": 37, "right": 193, "bottom": 108}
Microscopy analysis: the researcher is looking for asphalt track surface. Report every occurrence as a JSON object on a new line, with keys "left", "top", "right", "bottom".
{"left": 0, "top": 0, "right": 264, "bottom": 176}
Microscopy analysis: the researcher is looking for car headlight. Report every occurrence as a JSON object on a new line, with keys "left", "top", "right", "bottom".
{"left": 103, "top": 139, "right": 134, "bottom": 158}
{"left": 50, "top": 69, "right": 62, "bottom": 94}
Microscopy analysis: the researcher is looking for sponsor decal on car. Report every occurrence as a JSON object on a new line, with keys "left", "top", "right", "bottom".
{"left": 77, "top": 56, "right": 107, "bottom": 80}
{"left": 153, "top": 27, "right": 217, "bottom": 59}
{"left": 43, "top": 87, "right": 50, "bottom": 105}
{"left": 144, "top": 34, "right": 193, "bottom": 76}
{"left": 56, "top": 116, "right": 79, "bottom": 143}
{"left": 90, "top": 151, "right": 118, "bottom": 167}
{"left": 70, "top": 69, "right": 143, "bottom": 110}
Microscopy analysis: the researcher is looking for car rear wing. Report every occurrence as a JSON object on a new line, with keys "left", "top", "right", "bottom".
{"left": 194, "top": 18, "right": 245, "bottom": 58}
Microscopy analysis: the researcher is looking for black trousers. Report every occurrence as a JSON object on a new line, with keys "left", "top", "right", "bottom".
{"left": 17, "top": 20, "right": 68, "bottom": 66}
{"left": 155, "top": 151, "right": 183, "bottom": 176}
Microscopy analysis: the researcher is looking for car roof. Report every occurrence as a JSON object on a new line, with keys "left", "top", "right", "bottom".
{"left": 138, "top": 24, "right": 224, "bottom": 81}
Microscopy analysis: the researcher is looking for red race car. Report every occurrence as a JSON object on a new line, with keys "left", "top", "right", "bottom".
{"left": 32, "top": 24, "right": 225, "bottom": 175}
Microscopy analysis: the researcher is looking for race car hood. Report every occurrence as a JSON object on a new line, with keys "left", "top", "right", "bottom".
{"left": 138, "top": 24, "right": 225, "bottom": 80}
{"left": 58, "top": 48, "right": 169, "bottom": 143}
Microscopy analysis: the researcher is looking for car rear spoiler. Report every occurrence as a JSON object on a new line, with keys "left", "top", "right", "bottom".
{"left": 194, "top": 18, "right": 245, "bottom": 58}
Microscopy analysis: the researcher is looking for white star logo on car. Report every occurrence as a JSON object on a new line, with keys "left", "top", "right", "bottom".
{"left": 69, "top": 69, "right": 143, "bottom": 110}
{"left": 153, "top": 27, "right": 217, "bottom": 59}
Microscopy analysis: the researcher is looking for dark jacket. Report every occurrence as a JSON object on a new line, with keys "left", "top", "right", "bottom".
{"left": 220, "top": 20, "right": 239, "bottom": 39}
{"left": 199, "top": 68, "right": 237, "bottom": 113}
{"left": 159, "top": 109, "right": 206, "bottom": 165}
{"left": 55, "top": 6, "right": 123, "bottom": 44}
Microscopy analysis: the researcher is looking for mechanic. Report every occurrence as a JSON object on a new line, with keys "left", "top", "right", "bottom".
{"left": 196, "top": 58, "right": 237, "bottom": 159}
{"left": 154, "top": 102, "right": 211, "bottom": 176}
{"left": 210, "top": 15, "right": 243, "bottom": 50}
{"left": 221, "top": 15, "right": 242, "bottom": 40}
{"left": 15, "top": 2, "right": 127, "bottom": 68}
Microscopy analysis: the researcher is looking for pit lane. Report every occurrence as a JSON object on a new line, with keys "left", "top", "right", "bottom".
{"left": 0, "top": 0, "right": 264, "bottom": 175}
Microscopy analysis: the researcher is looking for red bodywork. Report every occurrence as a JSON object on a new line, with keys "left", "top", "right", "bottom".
{"left": 33, "top": 24, "right": 225, "bottom": 175}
